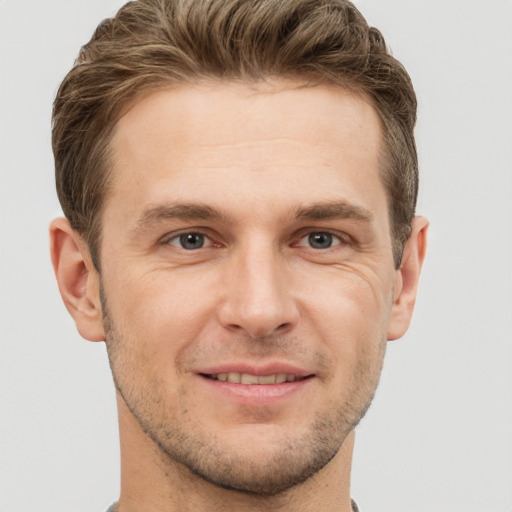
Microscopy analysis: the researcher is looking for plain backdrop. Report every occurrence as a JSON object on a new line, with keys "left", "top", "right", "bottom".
{"left": 1, "top": 1, "right": 511, "bottom": 511}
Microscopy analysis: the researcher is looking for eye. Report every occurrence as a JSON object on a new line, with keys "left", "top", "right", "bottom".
{"left": 297, "top": 231, "right": 344, "bottom": 249}
{"left": 167, "top": 232, "right": 212, "bottom": 250}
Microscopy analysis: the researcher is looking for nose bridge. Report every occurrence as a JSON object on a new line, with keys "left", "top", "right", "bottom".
{"left": 218, "top": 235, "right": 298, "bottom": 338}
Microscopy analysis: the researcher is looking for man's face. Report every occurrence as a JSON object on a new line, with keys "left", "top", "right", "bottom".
{"left": 99, "top": 82, "right": 399, "bottom": 494}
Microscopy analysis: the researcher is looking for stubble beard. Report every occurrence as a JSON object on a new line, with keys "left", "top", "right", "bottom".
{"left": 101, "top": 289, "right": 386, "bottom": 497}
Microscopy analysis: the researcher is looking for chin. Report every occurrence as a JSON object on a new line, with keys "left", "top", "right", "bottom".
{"left": 140, "top": 409, "right": 355, "bottom": 497}
{"left": 166, "top": 433, "right": 341, "bottom": 496}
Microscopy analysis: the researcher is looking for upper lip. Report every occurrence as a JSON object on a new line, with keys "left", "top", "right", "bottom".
{"left": 195, "top": 362, "right": 314, "bottom": 379}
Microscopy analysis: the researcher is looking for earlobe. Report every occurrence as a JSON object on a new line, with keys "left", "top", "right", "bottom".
{"left": 387, "top": 216, "right": 429, "bottom": 341}
{"left": 49, "top": 218, "right": 105, "bottom": 342}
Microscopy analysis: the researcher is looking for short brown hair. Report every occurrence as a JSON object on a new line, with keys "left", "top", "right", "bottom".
{"left": 53, "top": 0, "right": 418, "bottom": 269}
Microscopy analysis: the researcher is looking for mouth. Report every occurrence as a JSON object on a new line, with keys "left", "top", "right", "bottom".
{"left": 197, "top": 366, "right": 315, "bottom": 404}
{"left": 201, "top": 372, "right": 311, "bottom": 385}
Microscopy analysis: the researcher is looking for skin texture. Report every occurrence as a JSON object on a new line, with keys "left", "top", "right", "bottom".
{"left": 50, "top": 81, "right": 428, "bottom": 512}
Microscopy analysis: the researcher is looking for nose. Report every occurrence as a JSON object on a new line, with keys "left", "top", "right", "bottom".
{"left": 217, "top": 242, "right": 299, "bottom": 339}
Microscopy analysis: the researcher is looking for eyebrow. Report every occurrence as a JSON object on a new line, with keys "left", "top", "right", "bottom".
{"left": 135, "top": 203, "right": 232, "bottom": 231}
{"left": 294, "top": 201, "right": 373, "bottom": 223}
{"left": 134, "top": 199, "right": 373, "bottom": 232}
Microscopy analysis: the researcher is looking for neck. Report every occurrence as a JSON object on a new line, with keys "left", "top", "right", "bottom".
{"left": 116, "top": 396, "right": 355, "bottom": 512}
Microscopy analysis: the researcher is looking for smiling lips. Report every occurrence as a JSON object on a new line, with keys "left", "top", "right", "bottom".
{"left": 203, "top": 372, "right": 309, "bottom": 384}
{"left": 198, "top": 367, "right": 315, "bottom": 403}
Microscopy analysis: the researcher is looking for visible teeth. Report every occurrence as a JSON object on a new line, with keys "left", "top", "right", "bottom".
{"left": 241, "top": 373, "right": 259, "bottom": 384}
{"left": 258, "top": 374, "right": 277, "bottom": 384}
{"left": 211, "top": 372, "right": 301, "bottom": 385}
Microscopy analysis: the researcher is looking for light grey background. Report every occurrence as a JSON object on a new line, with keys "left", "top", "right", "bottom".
{"left": 1, "top": 1, "right": 511, "bottom": 511}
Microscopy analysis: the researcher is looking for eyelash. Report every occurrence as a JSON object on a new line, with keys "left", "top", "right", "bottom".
{"left": 163, "top": 229, "right": 351, "bottom": 251}
{"left": 294, "top": 231, "right": 350, "bottom": 250}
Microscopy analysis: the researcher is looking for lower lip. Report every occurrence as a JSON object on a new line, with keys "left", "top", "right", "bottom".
{"left": 197, "top": 375, "right": 313, "bottom": 405}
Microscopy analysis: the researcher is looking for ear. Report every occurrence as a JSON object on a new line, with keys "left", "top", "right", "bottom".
{"left": 387, "top": 216, "right": 429, "bottom": 341}
{"left": 49, "top": 217, "right": 105, "bottom": 342}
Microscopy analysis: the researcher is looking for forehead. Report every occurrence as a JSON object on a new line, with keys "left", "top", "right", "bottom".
{"left": 107, "top": 81, "right": 385, "bottom": 224}
{"left": 114, "top": 81, "right": 381, "bottom": 160}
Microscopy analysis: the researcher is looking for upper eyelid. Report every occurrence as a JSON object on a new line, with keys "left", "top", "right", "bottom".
{"left": 294, "top": 228, "right": 352, "bottom": 243}
{"left": 160, "top": 228, "right": 213, "bottom": 243}
{"left": 159, "top": 227, "right": 353, "bottom": 246}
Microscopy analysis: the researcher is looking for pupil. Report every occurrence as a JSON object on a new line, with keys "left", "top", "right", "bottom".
{"left": 308, "top": 232, "right": 332, "bottom": 249}
{"left": 180, "top": 233, "right": 204, "bottom": 250}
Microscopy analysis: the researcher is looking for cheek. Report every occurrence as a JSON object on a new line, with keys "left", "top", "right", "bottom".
{"left": 102, "top": 268, "right": 221, "bottom": 376}
{"left": 304, "top": 268, "right": 392, "bottom": 372}
{"left": 307, "top": 267, "right": 393, "bottom": 333}
{"left": 309, "top": 277, "right": 388, "bottom": 412}
{"left": 107, "top": 265, "right": 216, "bottom": 322}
